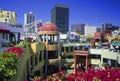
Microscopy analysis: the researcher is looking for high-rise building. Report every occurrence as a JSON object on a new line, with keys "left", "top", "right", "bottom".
{"left": 85, "top": 25, "right": 101, "bottom": 36}
{"left": 51, "top": 4, "right": 69, "bottom": 33}
{"left": 96, "top": 27, "right": 101, "bottom": 32}
{"left": 102, "top": 23, "right": 112, "bottom": 32}
{"left": 85, "top": 26, "right": 97, "bottom": 36}
{"left": 102, "top": 23, "right": 120, "bottom": 32}
{"left": 0, "top": 9, "right": 17, "bottom": 25}
{"left": 24, "top": 12, "right": 35, "bottom": 32}
{"left": 71, "top": 24, "right": 87, "bottom": 35}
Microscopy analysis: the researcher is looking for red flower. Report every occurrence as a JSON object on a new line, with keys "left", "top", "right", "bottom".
{"left": 4, "top": 47, "right": 24, "bottom": 58}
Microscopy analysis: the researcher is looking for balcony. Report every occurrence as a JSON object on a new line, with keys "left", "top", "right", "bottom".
{"left": 46, "top": 44, "right": 59, "bottom": 51}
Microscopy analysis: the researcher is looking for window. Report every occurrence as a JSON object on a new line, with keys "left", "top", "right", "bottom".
{"left": 1, "top": 14, "right": 4, "bottom": 17}
{"left": 5, "top": 19, "right": 7, "bottom": 21}
{"left": 70, "top": 46, "right": 73, "bottom": 52}
{"left": 66, "top": 47, "right": 69, "bottom": 52}
{"left": 7, "top": 15, "right": 9, "bottom": 18}
{"left": 61, "top": 47, "right": 64, "bottom": 52}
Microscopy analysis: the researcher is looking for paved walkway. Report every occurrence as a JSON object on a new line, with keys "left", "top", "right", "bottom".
{"left": 0, "top": 47, "right": 10, "bottom": 52}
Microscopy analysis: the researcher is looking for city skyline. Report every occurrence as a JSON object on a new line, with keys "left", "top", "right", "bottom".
{"left": 0, "top": 0, "right": 120, "bottom": 28}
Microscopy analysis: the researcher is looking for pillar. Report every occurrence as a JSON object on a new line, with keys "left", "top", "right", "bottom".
{"left": 57, "top": 35, "right": 60, "bottom": 42}
{"left": 43, "top": 34, "right": 45, "bottom": 42}
{"left": 74, "top": 54, "right": 76, "bottom": 73}
{"left": 18, "top": 33, "right": 20, "bottom": 43}
{"left": 46, "top": 34, "right": 48, "bottom": 43}
{"left": 58, "top": 55, "right": 61, "bottom": 70}
{"left": 85, "top": 56, "right": 88, "bottom": 71}
{"left": 45, "top": 51, "right": 48, "bottom": 73}
{"left": 101, "top": 55, "right": 103, "bottom": 65}
{"left": 7, "top": 34, "right": 10, "bottom": 41}
{"left": 82, "top": 46, "right": 84, "bottom": 51}
{"left": 4, "top": 33, "right": 7, "bottom": 40}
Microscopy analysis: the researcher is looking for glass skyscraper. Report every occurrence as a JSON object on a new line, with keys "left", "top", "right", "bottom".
{"left": 51, "top": 4, "right": 69, "bottom": 33}
{"left": 24, "top": 12, "right": 35, "bottom": 32}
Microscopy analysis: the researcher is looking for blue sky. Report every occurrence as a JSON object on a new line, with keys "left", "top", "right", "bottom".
{"left": 0, "top": 0, "right": 120, "bottom": 28}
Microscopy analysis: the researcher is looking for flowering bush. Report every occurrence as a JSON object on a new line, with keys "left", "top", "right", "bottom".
{"left": 4, "top": 47, "right": 24, "bottom": 58}
{"left": 0, "top": 47, "right": 24, "bottom": 81}
{"left": 44, "top": 67, "right": 120, "bottom": 81}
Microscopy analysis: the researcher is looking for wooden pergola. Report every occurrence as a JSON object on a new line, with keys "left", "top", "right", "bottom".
{"left": 74, "top": 50, "right": 89, "bottom": 72}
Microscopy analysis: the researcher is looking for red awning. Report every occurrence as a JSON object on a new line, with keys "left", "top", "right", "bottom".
{"left": 0, "top": 27, "right": 9, "bottom": 31}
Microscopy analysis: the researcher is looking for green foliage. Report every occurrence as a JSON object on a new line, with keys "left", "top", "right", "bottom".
{"left": 0, "top": 52, "right": 19, "bottom": 80}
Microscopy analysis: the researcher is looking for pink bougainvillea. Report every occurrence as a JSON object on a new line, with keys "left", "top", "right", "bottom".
{"left": 4, "top": 47, "right": 24, "bottom": 58}
{"left": 44, "top": 67, "right": 120, "bottom": 81}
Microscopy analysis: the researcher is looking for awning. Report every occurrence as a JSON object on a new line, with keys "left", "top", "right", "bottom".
{"left": 0, "top": 27, "right": 9, "bottom": 31}
{"left": 112, "top": 42, "right": 120, "bottom": 46}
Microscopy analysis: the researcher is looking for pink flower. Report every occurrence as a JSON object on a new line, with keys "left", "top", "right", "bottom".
{"left": 24, "top": 80, "right": 28, "bottom": 81}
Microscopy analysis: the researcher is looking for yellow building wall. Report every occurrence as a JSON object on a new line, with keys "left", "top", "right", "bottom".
{"left": 0, "top": 9, "right": 16, "bottom": 25}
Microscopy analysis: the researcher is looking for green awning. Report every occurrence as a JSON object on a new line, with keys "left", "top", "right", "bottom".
{"left": 112, "top": 42, "right": 120, "bottom": 46}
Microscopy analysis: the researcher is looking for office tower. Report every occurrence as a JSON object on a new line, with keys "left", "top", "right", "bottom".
{"left": 102, "top": 23, "right": 112, "bottom": 32}
{"left": 84, "top": 25, "right": 101, "bottom": 36}
{"left": 51, "top": 4, "right": 69, "bottom": 33}
{"left": 71, "top": 24, "right": 87, "bottom": 35}
{"left": 0, "top": 9, "right": 17, "bottom": 25}
{"left": 102, "top": 23, "right": 120, "bottom": 32}
{"left": 24, "top": 12, "right": 35, "bottom": 32}
{"left": 96, "top": 27, "right": 101, "bottom": 32}
{"left": 85, "top": 25, "right": 97, "bottom": 36}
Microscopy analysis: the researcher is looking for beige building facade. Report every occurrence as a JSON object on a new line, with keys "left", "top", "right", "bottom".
{"left": 0, "top": 9, "right": 16, "bottom": 25}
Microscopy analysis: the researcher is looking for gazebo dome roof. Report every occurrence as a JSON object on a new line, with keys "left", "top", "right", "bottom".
{"left": 40, "top": 22, "right": 58, "bottom": 31}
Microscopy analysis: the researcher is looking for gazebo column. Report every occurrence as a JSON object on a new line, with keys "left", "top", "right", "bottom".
{"left": 46, "top": 34, "right": 48, "bottom": 43}
{"left": 85, "top": 55, "right": 88, "bottom": 71}
{"left": 43, "top": 34, "right": 45, "bottom": 42}
{"left": 45, "top": 51, "right": 48, "bottom": 74}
